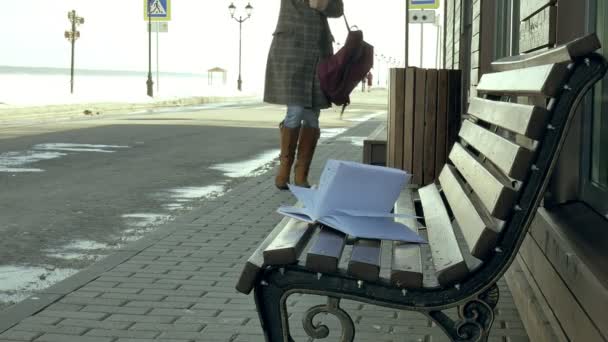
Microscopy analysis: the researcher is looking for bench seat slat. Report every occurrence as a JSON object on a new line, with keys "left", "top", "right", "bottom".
{"left": 305, "top": 227, "right": 347, "bottom": 274}
{"left": 459, "top": 120, "right": 534, "bottom": 180}
{"left": 439, "top": 165, "right": 503, "bottom": 260}
{"left": 477, "top": 63, "right": 568, "bottom": 97}
{"left": 263, "top": 219, "right": 315, "bottom": 266}
{"left": 449, "top": 143, "right": 517, "bottom": 220}
{"left": 419, "top": 183, "right": 469, "bottom": 286}
{"left": 491, "top": 33, "right": 601, "bottom": 72}
{"left": 348, "top": 239, "right": 382, "bottom": 282}
{"left": 236, "top": 216, "right": 292, "bottom": 294}
{"left": 390, "top": 190, "right": 423, "bottom": 288}
{"left": 467, "top": 97, "right": 549, "bottom": 139}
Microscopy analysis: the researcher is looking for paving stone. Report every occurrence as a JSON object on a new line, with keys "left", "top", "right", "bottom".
{"left": 57, "top": 319, "right": 132, "bottom": 330}
{"left": 8, "top": 324, "right": 86, "bottom": 336}
{"left": 34, "top": 334, "right": 113, "bottom": 342}
{"left": 84, "top": 329, "right": 160, "bottom": 339}
{"left": 0, "top": 329, "right": 42, "bottom": 341}
{"left": 37, "top": 311, "right": 108, "bottom": 321}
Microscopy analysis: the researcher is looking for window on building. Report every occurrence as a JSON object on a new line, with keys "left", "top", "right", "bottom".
{"left": 582, "top": 0, "right": 608, "bottom": 218}
{"left": 493, "top": 0, "right": 519, "bottom": 59}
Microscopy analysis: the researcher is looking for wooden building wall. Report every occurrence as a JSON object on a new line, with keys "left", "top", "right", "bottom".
{"left": 443, "top": 0, "right": 608, "bottom": 341}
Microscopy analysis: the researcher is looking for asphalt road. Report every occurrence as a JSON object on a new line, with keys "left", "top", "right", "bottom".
{"left": 0, "top": 99, "right": 386, "bottom": 310}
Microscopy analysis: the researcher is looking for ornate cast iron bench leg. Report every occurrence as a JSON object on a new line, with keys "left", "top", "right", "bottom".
{"left": 430, "top": 284, "right": 500, "bottom": 342}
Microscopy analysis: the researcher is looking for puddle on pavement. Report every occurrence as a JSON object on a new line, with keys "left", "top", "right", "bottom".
{"left": 210, "top": 149, "right": 280, "bottom": 178}
{"left": 45, "top": 239, "right": 113, "bottom": 262}
{"left": 118, "top": 213, "right": 173, "bottom": 243}
{"left": 34, "top": 143, "right": 129, "bottom": 153}
{"left": 0, "top": 265, "right": 78, "bottom": 304}
{"left": 163, "top": 185, "right": 227, "bottom": 211}
{"left": 0, "top": 150, "right": 65, "bottom": 172}
{"left": 0, "top": 143, "right": 130, "bottom": 173}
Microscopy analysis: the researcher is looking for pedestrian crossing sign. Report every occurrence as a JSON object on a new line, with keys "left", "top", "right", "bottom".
{"left": 144, "top": 0, "right": 171, "bottom": 21}
{"left": 409, "top": 0, "right": 440, "bottom": 10}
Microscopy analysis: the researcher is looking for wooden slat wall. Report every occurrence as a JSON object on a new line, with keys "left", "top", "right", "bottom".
{"left": 520, "top": 0, "right": 556, "bottom": 21}
{"left": 445, "top": 0, "right": 454, "bottom": 69}
{"left": 454, "top": 0, "right": 462, "bottom": 69}
{"left": 435, "top": 70, "right": 449, "bottom": 177}
{"left": 388, "top": 69, "right": 462, "bottom": 186}
{"left": 470, "top": 0, "right": 481, "bottom": 98}
{"left": 387, "top": 68, "right": 406, "bottom": 169}
{"left": 413, "top": 68, "right": 427, "bottom": 185}
{"left": 403, "top": 68, "right": 416, "bottom": 172}
{"left": 423, "top": 70, "right": 438, "bottom": 185}
{"left": 520, "top": 3, "right": 557, "bottom": 53}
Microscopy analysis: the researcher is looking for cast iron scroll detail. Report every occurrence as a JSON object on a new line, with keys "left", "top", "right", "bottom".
{"left": 302, "top": 297, "right": 355, "bottom": 342}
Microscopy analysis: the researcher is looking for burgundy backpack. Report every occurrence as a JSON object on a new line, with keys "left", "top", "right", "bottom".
{"left": 318, "top": 15, "right": 374, "bottom": 113}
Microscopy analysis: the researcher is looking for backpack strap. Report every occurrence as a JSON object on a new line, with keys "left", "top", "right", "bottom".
{"left": 344, "top": 15, "right": 350, "bottom": 32}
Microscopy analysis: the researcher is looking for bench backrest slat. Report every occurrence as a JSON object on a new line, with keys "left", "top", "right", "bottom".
{"left": 347, "top": 239, "right": 382, "bottom": 282}
{"left": 477, "top": 63, "right": 568, "bottom": 97}
{"left": 459, "top": 120, "right": 534, "bottom": 180}
{"left": 419, "top": 183, "right": 469, "bottom": 286}
{"left": 467, "top": 97, "right": 549, "bottom": 139}
{"left": 390, "top": 191, "right": 423, "bottom": 288}
{"left": 491, "top": 33, "right": 601, "bottom": 72}
{"left": 449, "top": 143, "right": 518, "bottom": 220}
{"left": 305, "top": 227, "right": 346, "bottom": 274}
{"left": 439, "top": 165, "right": 503, "bottom": 260}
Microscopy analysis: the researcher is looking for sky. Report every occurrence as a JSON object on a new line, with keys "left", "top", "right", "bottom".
{"left": 0, "top": 0, "right": 442, "bottom": 90}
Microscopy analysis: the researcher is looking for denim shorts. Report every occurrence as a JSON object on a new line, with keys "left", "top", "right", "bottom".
{"left": 283, "top": 105, "right": 320, "bottom": 128}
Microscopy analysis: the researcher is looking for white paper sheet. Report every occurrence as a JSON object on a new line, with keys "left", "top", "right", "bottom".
{"left": 276, "top": 160, "right": 426, "bottom": 243}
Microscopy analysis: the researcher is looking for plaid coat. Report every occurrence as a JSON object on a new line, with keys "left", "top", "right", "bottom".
{"left": 264, "top": 0, "right": 344, "bottom": 109}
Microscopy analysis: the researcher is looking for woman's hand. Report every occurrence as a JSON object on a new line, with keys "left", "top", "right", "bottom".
{"left": 309, "top": 0, "right": 329, "bottom": 11}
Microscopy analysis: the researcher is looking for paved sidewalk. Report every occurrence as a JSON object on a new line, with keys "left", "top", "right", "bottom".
{"left": 0, "top": 119, "right": 529, "bottom": 342}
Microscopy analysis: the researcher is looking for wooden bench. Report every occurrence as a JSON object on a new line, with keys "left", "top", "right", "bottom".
{"left": 235, "top": 34, "right": 607, "bottom": 342}
{"left": 362, "top": 122, "right": 387, "bottom": 166}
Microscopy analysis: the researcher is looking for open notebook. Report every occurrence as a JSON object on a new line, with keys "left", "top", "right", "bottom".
{"left": 277, "top": 159, "right": 426, "bottom": 243}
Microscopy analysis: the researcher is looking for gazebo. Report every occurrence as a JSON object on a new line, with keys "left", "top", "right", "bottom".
{"left": 207, "top": 67, "right": 227, "bottom": 86}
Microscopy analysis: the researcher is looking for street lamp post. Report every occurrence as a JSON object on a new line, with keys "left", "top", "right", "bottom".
{"left": 146, "top": 0, "right": 154, "bottom": 97}
{"left": 65, "top": 10, "right": 84, "bottom": 94}
{"left": 228, "top": 2, "right": 253, "bottom": 92}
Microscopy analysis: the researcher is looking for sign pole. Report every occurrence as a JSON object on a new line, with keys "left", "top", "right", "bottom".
{"left": 405, "top": 0, "right": 409, "bottom": 67}
{"left": 156, "top": 26, "right": 159, "bottom": 93}
{"left": 420, "top": 22, "right": 424, "bottom": 68}
{"left": 146, "top": 1, "right": 154, "bottom": 97}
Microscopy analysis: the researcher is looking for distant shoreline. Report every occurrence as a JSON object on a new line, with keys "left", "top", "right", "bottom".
{"left": 0, "top": 65, "right": 207, "bottom": 78}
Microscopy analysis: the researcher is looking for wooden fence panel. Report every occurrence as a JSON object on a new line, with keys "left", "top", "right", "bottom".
{"left": 413, "top": 69, "right": 427, "bottom": 186}
{"left": 435, "top": 70, "right": 449, "bottom": 178}
{"left": 387, "top": 68, "right": 406, "bottom": 169}
{"left": 403, "top": 68, "right": 416, "bottom": 174}
{"left": 423, "top": 70, "right": 438, "bottom": 185}
{"left": 386, "top": 69, "right": 462, "bottom": 186}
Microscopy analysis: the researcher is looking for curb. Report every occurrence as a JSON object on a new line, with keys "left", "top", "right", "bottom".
{"left": 0, "top": 95, "right": 259, "bottom": 127}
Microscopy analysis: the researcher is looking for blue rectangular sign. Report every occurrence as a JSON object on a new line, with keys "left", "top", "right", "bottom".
{"left": 410, "top": 0, "right": 440, "bottom": 9}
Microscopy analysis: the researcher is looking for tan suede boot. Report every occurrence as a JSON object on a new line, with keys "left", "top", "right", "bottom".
{"left": 294, "top": 127, "right": 320, "bottom": 188}
{"left": 275, "top": 124, "right": 300, "bottom": 190}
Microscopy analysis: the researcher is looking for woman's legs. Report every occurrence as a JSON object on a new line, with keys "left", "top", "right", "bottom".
{"left": 275, "top": 105, "right": 321, "bottom": 189}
